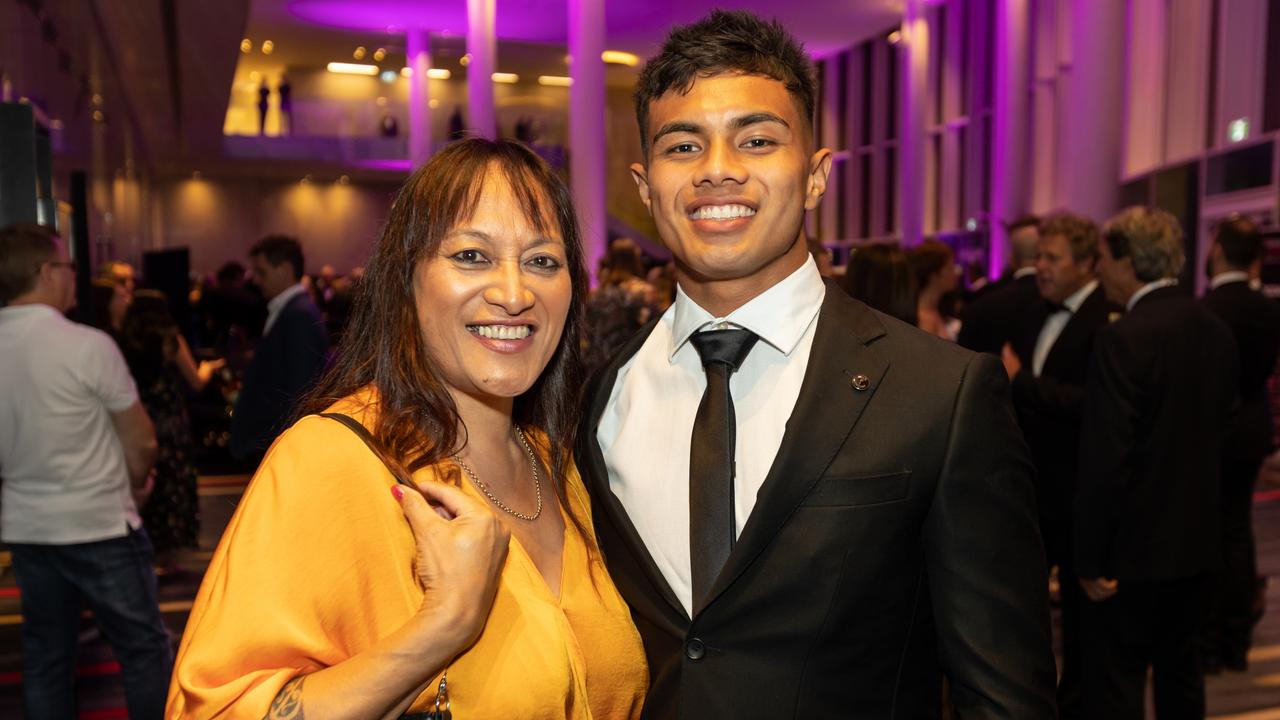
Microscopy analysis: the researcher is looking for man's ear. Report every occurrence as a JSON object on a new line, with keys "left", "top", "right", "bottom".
{"left": 630, "top": 163, "right": 653, "bottom": 215}
{"left": 804, "top": 148, "right": 834, "bottom": 211}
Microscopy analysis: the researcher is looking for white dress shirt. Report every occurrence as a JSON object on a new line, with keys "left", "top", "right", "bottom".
{"left": 1126, "top": 278, "right": 1178, "bottom": 311}
{"left": 0, "top": 304, "right": 142, "bottom": 544}
{"left": 263, "top": 283, "right": 308, "bottom": 336}
{"left": 598, "top": 256, "right": 825, "bottom": 616}
{"left": 1032, "top": 280, "right": 1097, "bottom": 377}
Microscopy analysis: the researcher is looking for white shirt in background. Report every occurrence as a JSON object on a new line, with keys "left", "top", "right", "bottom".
{"left": 263, "top": 283, "right": 308, "bottom": 336}
{"left": 0, "top": 304, "right": 141, "bottom": 544}
{"left": 1032, "top": 279, "right": 1098, "bottom": 377}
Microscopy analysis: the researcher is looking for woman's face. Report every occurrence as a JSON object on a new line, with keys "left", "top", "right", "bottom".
{"left": 413, "top": 170, "right": 572, "bottom": 403}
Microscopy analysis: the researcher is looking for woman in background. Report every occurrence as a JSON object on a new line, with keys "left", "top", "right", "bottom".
{"left": 838, "top": 242, "right": 918, "bottom": 326}
{"left": 908, "top": 239, "right": 961, "bottom": 340}
{"left": 119, "top": 290, "right": 223, "bottom": 571}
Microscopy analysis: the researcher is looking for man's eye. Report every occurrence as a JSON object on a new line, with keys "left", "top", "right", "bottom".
{"left": 743, "top": 137, "right": 774, "bottom": 149}
{"left": 668, "top": 142, "right": 698, "bottom": 154}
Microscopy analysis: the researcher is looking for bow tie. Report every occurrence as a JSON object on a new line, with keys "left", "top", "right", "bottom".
{"left": 1045, "top": 300, "right": 1071, "bottom": 314}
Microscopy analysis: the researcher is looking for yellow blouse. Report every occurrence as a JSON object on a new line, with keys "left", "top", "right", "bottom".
{"left": 166, "top": 401, "right": 648, "bottom": 718}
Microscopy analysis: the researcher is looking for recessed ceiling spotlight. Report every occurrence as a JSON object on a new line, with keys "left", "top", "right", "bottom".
{"left": 373, "top": 47, "right": 386, "bottom": 62}
{"left": 240, "top": 38, "right": 252, "bottom": 53}
{"left": 353, "top": 46, "right": 367, "bottom": 60}
{"left": 459, "top": 54, "right": 471, "bottom": 67}
{"left": 261, "top": 40, "right": 274, "bottom": 55}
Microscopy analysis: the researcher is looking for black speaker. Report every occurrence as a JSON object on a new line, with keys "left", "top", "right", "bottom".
{"left": 142, "top": 247, "right": 191, "bottom": 325}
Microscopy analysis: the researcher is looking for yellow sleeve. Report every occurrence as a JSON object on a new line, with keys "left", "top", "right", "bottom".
{"left": 166, "top": 415, "right": 424, "bottom": 719}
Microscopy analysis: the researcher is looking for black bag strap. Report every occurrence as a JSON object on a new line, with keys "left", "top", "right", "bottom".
{"left": 319, "top": 412, "right": 417, "bottom": 489}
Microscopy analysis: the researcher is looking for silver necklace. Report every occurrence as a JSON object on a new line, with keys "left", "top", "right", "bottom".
{"left": 454, "top": 426, "right": 542, "bottom": 521}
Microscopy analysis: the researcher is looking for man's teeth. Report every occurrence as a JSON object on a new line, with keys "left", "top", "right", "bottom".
{"left": 472, "top": 325, "right": 531, "bottom": 340}
{"left": 690, "top": 204, "right": 756, "bottom": 220}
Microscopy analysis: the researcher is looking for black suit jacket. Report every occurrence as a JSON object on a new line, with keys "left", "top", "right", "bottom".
{"left": 1009, "top": 285, "right": 1120, "bottom": 564}
{"left": 578, "top": 284, "right": 1057, "bottom": 719}
{"left": 1075, "top": 286, "right": 1238, "bottom": 580}
{"left": 958, "top": 273, "right": 1042, "bottom": 354}
{"left": 1202, "top": 279, "right": 1280, "bottom": 464}
{"left": 229, "top": 291, "right": 329, "bottom": 459}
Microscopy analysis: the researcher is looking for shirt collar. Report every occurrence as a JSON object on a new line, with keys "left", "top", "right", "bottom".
{"left": 1013, "top": 266, "right": 1038, "bottom": 279}
{"left": 0, "top": 303, "right": 61, "bottom": 320}
{"left": 1126, "top": 278, "right": 1178, "bottom": 311}
{"left": 670, "top": 255, "right": 825, "bottom": 361}
{"left": 1062, "top": 279, "right": 1099, "bottom": 313}
{"left": 267, "top": 283, "right": 307, "bottom": 317}
{"left": 1210, "top": 271, "right": 1250, "bottom": 290}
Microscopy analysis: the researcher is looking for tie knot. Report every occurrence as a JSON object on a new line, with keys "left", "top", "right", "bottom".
{"left": 690, "top": 328, "right": 759, "bottom": 373}
{"left": 1045, "top": 299, "right": 1071, "bottom": 314}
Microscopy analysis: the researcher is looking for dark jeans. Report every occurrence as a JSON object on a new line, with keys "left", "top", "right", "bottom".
{"left": 10, "top": 527, "right": 173, "bottom": 720}
{"left": 1080, "top": 574, "right": 1211, "bottom": 720}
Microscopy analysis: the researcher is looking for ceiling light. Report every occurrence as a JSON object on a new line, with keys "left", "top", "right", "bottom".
{"left": 601, "top": 50, "right": 638, "bottom": 66}
{"left": 248, "top": 70, "right": 262, "bottom": 82}
{"left": 538, "top": 75, "right": 572, "bottom": 87}
{"left": 427, "top": 68, "right": 450, "bottom": 80}
{"left": 380, "top": 69, "right": 398, "bottom": 83}
{"left": 353, "top": 46, "right": 367, "bottom": 60}
{"left": 429, "top": 98, "right": 439, "bottom": 108}
{"left": 887, "top": 30, "right": 902, "bottom": 45}
{"left": 261, "top": 40, "right": 274, "bottom": 55}
{"left": 491, "top": 72, "right": 519, "bottom": 84}
{"left": 328, "top": 62, "right": 379, "bottom": 76}
{"left": 373, "top": 47, "right": 386, "bottom": 62}
{"left": 459, "top": 54, "right": 471, "bottom": 67}
{"left": 240, "top": 38, "right": 252, "bottom": 53}
{"left": 376, "top": 96, "right": 388, "bottom": 108}
{"left": 338, "top": 175, "right": 350, "bottom": 185}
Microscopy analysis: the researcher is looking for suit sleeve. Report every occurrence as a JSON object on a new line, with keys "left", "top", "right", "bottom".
{"left": 278, "top": 309, "right": 330, "bottom": 408}
{"left": 1072, "top": 326, "right": 1141, "bottom": 579}
{"left": 924, "top": 353, "right": 1058, "bottom": 719}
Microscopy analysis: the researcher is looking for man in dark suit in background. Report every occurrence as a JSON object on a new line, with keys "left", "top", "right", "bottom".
{"left": 1201, "top": 216, "right": 1280, "bottom": 672}
{"left": 229, "top": 235, "right": 328, "bottom": 463}
{"left": 577, "top": 11, "right": 1056, "bottom": 719}
{"left": 1000, "top": 212, "right": 1120, "bottom": 719}
{"left": 958, "top": 215, "right": 1041, "bottom": 353}
{"left": 1076, "top": 206, "right": 1238, "bottom": 719}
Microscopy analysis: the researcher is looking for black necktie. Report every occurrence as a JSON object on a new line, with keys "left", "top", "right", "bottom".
{"left": 688, "top": 328, "right": 759, "bottom": 611}
{"left": 1045, "top": 299, "right": 1071, "bottom": 314}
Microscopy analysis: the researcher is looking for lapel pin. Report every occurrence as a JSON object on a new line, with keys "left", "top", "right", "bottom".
{"left": 850, "top": 374, "right": 871, "bottom": 391}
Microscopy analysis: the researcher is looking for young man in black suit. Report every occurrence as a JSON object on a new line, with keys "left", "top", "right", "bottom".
{"left": 1076, "top": 207, "right": 1238, "bottom": 719}
{"left": 1201, "top": 216, "right": 1280, "bottom": 672}
{"left": 576, "top": 11, "right": 1056, "bottom": 718}
{"left": 229, "top": 235, "right": 329, "bottom": 462}
{"left": 1000, "top": 212, "right": 1120, "bottom": 718}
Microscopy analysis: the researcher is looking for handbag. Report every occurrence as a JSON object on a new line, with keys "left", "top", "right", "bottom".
{"left": 320, "top": 412, "right": 453, "bottom": 720}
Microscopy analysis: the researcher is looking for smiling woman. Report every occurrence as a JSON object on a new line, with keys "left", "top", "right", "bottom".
{"left": 165, "top": 139, "right": 648, "bottom": 719}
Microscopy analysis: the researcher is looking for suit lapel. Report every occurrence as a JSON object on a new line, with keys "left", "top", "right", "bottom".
{"left": 699, "top": 286, "right": 890, "bottom": 614}
{"left": 578, "top": 321, "right": 691, "bottom": 624}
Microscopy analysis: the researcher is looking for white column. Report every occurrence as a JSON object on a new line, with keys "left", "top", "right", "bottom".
{"left": 466, "top": 0, "right": 496, "bottom": 138}
{"left": 990, "top": 0, "right": 1030, "bottom": 278}
{"left": 898, "top": 0, "right": 928, "bottom": 246}
{"left": 1062, "top": 0, "right": 1125, "bottom": 221}
{"left": 407, "top": 28, "right": 433, "bottom": 167}
{"left": 569, "top": 0, "right": 607, "bottom": 274}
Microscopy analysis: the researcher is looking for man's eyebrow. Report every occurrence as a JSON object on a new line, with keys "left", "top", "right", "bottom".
{"left": 651, "top": 121, "right": 702, "bottom": 145}
{"left": 732, "top": 112, "right": 789, "bottom": 130}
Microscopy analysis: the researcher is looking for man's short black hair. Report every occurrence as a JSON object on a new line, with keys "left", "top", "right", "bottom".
{"left": 1006, "top": 215, "right": 1041, "bottom": 233}
{"left": 633, "top": 10, "right": 817, "bottom": 158}
{"left": 1215, "top": 216, "right": 1263, "bottom": 269}
{"left": 250, "top": 235, "right": 304, "bottom": 281}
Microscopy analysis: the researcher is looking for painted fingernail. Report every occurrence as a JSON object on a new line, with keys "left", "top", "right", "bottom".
{"left": 390, "top": 485, "right": 404, "bottom": 502}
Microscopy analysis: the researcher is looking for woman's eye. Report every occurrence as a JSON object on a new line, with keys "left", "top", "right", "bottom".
{"left": 451, "top": 249, "right": 487, "bottom": 264}
{"left": 527, "top": 255, "right": 563, "bottom": 271}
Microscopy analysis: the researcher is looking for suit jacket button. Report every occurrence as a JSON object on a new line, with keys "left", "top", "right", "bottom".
{"left": 685, "top": 638, "right": 706, "bottom": 661}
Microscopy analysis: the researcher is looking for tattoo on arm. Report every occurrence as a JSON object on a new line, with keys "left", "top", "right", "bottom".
{"left": 265, "top": 675, "right": 305, "bottom": 719}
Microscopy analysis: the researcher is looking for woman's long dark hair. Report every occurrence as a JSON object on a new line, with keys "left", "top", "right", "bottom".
{"left": 839, "top": 243, "right": 918, "bottom": 326}
{"left": 301, "top": 138, "right": 590, "bottom": 547}
{"left": 120, "top": 289, "right": 179, "bottom": 385}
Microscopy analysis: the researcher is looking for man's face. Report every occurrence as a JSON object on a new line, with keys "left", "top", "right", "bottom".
{"left": 1096, "top": 238, "right": 1135, "bottom": 305}
{"left": 1035, "top": 234, "right": 1094, "bottom": 305}
{"left": 630, "top": 73, "right": 831, "bottom": 302}
{"left": 251, "top": 254, "right": 295, "bottom": 300}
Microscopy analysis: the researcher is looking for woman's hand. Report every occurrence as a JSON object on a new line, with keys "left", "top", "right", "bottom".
{"left": 392, "top": 481, "right": 510, "bottom": 649}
